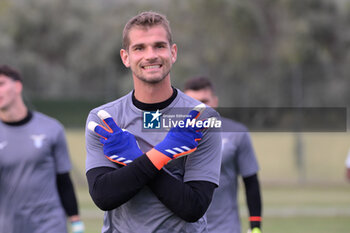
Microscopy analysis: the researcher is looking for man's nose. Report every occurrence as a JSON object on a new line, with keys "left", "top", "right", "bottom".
{"left": 144, "top": 47, "right": 157, "bottom": 60}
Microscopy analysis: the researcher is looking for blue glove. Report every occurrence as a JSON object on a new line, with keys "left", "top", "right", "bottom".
{"left": 146, "top": 103, "right": 207, "bottom": 169}
{"left": 88, "top": 110, "right": 143, "bottom": 166}
{"left": 71, "top": 220, "right": 84, "bottom": 233}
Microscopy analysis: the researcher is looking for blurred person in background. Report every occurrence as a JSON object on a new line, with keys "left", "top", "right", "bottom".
{"left": 0, "top": 65, "right": 84, "bottom": 233}
{"left": 345, "top": 149, "right": 350, "bottom": 182}
{"left": 184, "top": 76, "right": 262, "bottom": 233}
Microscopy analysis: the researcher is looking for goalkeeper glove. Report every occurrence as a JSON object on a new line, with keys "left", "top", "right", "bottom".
{"left": 146, "top": 103, "right": 207, "bottom": 170}
{"left": 247, "top": 227, "right": 261, "bottom": 233}
{"left": 88, "top": 110, "right": 143, "bottom": 165}
{"left": 71, "top": 220, "right": 84, "bottom": 233}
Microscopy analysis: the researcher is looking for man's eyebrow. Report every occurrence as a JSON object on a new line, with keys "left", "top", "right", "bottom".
{"left": 131, "top": 41, "right": 168, "bottom": 48}
{"left": 154, "top": 41, "right": 168, "bottom": 46}
{"left": 131, "top": 43, "right": 145, "bottom": 49}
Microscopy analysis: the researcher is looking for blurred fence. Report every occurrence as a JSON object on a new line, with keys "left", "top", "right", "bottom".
{"left": 252, "top": 132, "right": 350, "bottom": 185}
{"left": 34, "top": 99, "right": 350, "bottom": 185}
{"left": 29, "top": 98, "right": 105, "bottom": 128}
{"left": 66, "top": 130, "right": 350, "bottom": 187}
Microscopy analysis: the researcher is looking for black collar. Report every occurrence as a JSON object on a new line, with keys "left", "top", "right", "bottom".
{"left": 132, "top": 87, "right": 178, "bottom": 111}
{"left": 2, "top": 111, "right": 33, "bottom": 126}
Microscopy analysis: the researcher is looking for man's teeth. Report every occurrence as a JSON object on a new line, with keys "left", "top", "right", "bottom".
{"left": 144, "top": 65, "right": 160, "bottom": 69}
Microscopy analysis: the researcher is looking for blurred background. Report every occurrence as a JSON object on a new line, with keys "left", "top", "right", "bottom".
{"left": 1, "top": 0, "right": 350, "bottom": 232}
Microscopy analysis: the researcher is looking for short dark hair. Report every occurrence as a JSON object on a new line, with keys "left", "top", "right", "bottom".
{"left": 184, "top": 76, "right": 214, "bottom": 92}
{"left": 0, "top": 65, "right": 22, "bottom": 82}
{"left": 122, "top": 11, "right": 172, "bottom": 50}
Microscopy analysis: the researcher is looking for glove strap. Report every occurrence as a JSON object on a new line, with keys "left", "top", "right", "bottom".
{"left": 146, "top": 148, "right": 171, "bottom": 170}
{"left": 249, "top": 216, "right": 262, "bottom": 222}
{"left": 249, "top": 216, "right": 262, "bottom": 231}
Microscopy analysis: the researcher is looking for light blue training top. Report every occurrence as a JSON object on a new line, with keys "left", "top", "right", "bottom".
{"left": 0, "top": 111, "right": 72, "bottom": 233}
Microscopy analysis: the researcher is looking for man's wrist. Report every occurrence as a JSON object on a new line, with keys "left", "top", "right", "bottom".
{"left": 249, "top": 216, "right": 262, "bottom": 229}
{"left": 146, "top": 148, "right": 171, "bottom": 170}
{"left": 69, "top": 215, "right": 80, "bottom": 222}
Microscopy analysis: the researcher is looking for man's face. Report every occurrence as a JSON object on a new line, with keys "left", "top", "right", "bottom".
{"left": 120, "top": 25, "right": 177, "bottom": 84}
{"left": 0, "top": 75, "right": 21, "bottom": 111}
{"left": 185, "top": 88, "right": 218, "bottom": 108}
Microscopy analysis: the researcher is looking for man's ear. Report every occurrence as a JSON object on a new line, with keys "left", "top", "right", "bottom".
{"left": 120, "top": 49, "right": 130, "bottom": 68}
{"left": 213, "top": 95, "right": 219, "bottom": 108}
{"left": 15, "top": 81, "right": 23, "bottom": 95}
{"left": 171, "top": 43, "right": 177, "bottom": 64}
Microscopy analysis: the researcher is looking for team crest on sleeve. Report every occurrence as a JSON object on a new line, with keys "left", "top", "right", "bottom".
{"left": 143, "top": 110, "right": 162, "bottom": 129}
{"left": 30, "top": 134, "right": 46, "bottom": 148}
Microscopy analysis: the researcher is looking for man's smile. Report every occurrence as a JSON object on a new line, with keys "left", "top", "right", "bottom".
{"left": 142, "top": 64, "right": 162, "bottom": 70}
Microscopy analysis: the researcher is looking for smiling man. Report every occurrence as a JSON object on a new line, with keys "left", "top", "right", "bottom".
{"left": 85, "top": 12, "right": 222, "bottom": 233}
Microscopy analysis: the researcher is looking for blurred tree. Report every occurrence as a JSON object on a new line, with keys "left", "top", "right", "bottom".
{"left": 0, "top": 0, "right": 349, "bottom": 109}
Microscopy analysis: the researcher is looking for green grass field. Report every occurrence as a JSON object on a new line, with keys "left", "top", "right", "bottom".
{"left": 66, "top": 130, "right": 350, "bottom": 233}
